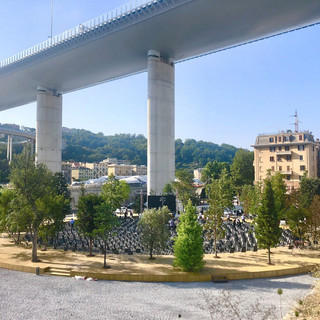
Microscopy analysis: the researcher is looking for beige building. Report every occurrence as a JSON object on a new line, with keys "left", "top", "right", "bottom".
{"left": 108, "top": 163, "right": 147, "bottom": 176}
{"left": 85, "top": 162, "right": 109, "bottom": 178}
{"left": 194, "top": 168, "right": 204, "bottom": 181}
{"left": 71, "top": 167, "right": 94, "bottom": 182}
{"left": 253, "top": 130, "right": 319, "bottom": 190}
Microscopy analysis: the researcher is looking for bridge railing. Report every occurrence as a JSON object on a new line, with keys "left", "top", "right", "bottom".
{"left": 0, "top": 0, "right": 157, "bottom": 69}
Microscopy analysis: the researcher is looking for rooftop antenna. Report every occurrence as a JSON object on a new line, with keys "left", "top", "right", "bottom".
{"left": 290, "top": 110, "right": 301, "bottom": 133}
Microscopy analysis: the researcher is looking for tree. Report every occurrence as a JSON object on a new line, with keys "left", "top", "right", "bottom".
{"left": 101, "top": 174, "right": 130, "bottom": 211}
{"left": 255, "top": 179, "right": 281, "bottom": 264}
{"left": 171, "top": 169, "right": 199, "bottom": 208}
{"left": 285, "top": 189, "right": 310, "bottom": 247}
{"left": 205, "top": 169, "right": 233, "bottom": 258}
{"left": 94, "top": 202, "right": 120, "bottom": 268}
{"left": 0, "top": 188, "right": 15, "bottom": 234}
{"left": 37, "top": 193, "right": 67, "bottom": 251}
{"left": 9, "top": 148, "right": 67, "bottom": 262}
{"left": 0, "top": 159, "right": 10, "bottom": 183}
{"left": 201, "top": 160, "right": 230, "bottom": 184}
{"left": 173, "top": 200, "right": 204, "bottom": 271}
{"left": 230, "top": 149, "right": 254, "bottom": 192}
{"left": 240, "top": 184, "right": 261, "bottom": 216}
{"left": 308, "top": 195, "right": 320, "bottom": 244}
{"left": 138, "top": 206, "right": 171, "bottom": 259}
{"left": 299, "top": 175, "right": 320, "bottom": 208}
{"left": 77, "top": 194, "right": 104, "bottom": 256}
{"left": 270, "top": 172, "right": 287, "bottom": 220}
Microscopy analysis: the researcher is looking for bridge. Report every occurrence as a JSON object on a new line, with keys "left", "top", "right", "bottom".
{"left": 0, "top": 126, "right": 35, "bottom": 163}
{"left": 0, "top": 0, "right": 320, "bottom": 194}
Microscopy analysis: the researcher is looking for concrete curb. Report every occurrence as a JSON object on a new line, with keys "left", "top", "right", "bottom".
{"left": 0, "top": 260, "right": 317, "bottom": 282}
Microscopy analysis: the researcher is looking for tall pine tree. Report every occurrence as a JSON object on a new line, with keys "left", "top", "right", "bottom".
{"left": 255, "top": 179, "right": 281, "bottom": 264}
{"left": 173, "top": 200, "right": 204, "bottom": 272}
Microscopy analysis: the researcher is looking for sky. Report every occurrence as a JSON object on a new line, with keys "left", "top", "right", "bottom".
{"left": 0, "top": 0, "right": 320, "bottom": 150}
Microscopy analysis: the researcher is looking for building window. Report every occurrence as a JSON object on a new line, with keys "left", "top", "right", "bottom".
{"left": 286, "top": 175, "right": 291, "bottom": 181}
{"left": 279, "top": 136, "right": 282, "bottom": 142}
{"left": 271, "top": 166, "right": 275, "bottom": 171}
{"left": 313, "top": 146, "right": 315, "bottom": 152}
{"left": 286, "top": 155, "right": 291, "bottom": 161}
{"left": 278, "top": 146, "right": 282, "bottom": 151}
{"left": 285, "top": 146, "right": 290, "bottom": 151}
{"left": 300, "top": 165, "right": 306, "bottom": 171}
{"left": 279, "top": 166, "right": 282, "bottom": 171}
{"left": 270, "top": 147, "right": 276, "bottom": 152}
{"left": 287, "top": 166, "right": 290, "bottom": 171}
{"left": 284, "top": 136, "right": 289, "bottom": 142}
{"left": 300, "top": 155, "right": 303, "bottom": 161}
{"left": 270, "top": 156, "right": 275, "bottom": 162}
{"left": 269, "top": 137, "right": 274, "bottom": 143}
{"left": 298, "top": 145, "right": 305, "bottom": 151}
{"left": 277, "top": 155, "right": 281, "bottom": 161}
{"left": 299, "top": 135, "right": 303, "bottom": 141}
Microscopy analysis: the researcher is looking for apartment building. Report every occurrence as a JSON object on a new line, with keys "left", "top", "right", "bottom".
{"left": 71, "top": 166, "right": 94, "bottom": 182}
{"left": 85, "top": 162, "right": 109, "bottom": 177}
{"left": 253, "top": 130, "right": 320, "bottom": 190}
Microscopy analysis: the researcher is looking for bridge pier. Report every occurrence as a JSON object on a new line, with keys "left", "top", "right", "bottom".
{"left": 36, "top": 86, "right": 62, "bottom": 173}
{"left": 147, "top": 50, "right": 175, "bottom": 195}
{"left": 7, "top": 135, "right": 12, "bottom": 163}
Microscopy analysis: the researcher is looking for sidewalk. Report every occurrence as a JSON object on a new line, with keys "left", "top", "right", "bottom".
{"left": 1, "top": 234, "right": 319, "bottom": 282}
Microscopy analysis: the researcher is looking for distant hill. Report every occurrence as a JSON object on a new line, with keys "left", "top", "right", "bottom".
{"left": 0, "top": 125, "right": 239, "bottom": 169}
{"left": 62, "top": 128, "right": 238, "bottom": 169}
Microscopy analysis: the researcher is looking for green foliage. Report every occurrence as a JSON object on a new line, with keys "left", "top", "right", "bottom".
{"left": 255, "top": 179, "right": 281, "bottom": 264}
{"left": 77, "top": 193, "right": 104, "bottom": 256}
{"left": 285, "top": 190, "right": 310, "bottom": 244}
{"left": 101, "top": 174, "right": 130, "bottom": 211}
{"left": 299, "top": 175, "right": 320, "bottom": 208}
{"left": 94, "top": 201, "right": 120, "bottom": 268}
{"left": 308, "top": 195, "right": 320, "bottom": 243}
{"left": 175, "top": 139, "right": 237, "bottom": 169}
{"left": 0, "top": 188, "right": 15, "bottom": 233}
{"left": 138, "top": 206, "right": 171, "bottom": 259}
{"left": 230, "top": 149, "right": 254, "bottom": 190}
{"left": 201, "top": 160, "right": 230, "bottom": 184}
{"left": 173, "top": 200, "right": 204, "bottom": 272}
{"left": 162, "top": 183, "right": 174, "bottom": 195}
{"left": 38, "top": 193, "right": 69, "bottom": 250}
{"left": 8, "top": 147, "right": 68, "bottom": 262}
{"left": 205, "top": 169, "right": 233, "bottom": 258}
{"left": 171, "top": 169, "right": 199, "bottom": 207}
{"left": 270, "top": 172, "right": 287, "bottom": 220}
{"left": 60, "top": 128, "right": 238, "bottom": 169}
{"left": 240, "top": 183, "right": 261, "bottom": 215}
{"left": 0, "top": 158, "right": 10, "bottom": 183}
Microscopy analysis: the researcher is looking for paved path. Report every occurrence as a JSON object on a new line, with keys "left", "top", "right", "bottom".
{"left": 0, "top": 268, "right": 316, "bottom": 320}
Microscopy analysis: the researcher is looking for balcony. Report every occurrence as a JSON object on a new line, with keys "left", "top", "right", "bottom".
{"left": 276, "top": 151, "right": 292, "bottom": 156}
{"left": 280, "top": 170, "right": 292, "bottom": 175}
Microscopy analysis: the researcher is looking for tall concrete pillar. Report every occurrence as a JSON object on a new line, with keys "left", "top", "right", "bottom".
{"left": 9, "top": 135, "right": 12, "bottom": 163}
{"left": 36, "top": 86, "right": 62, "bottom": 173}
{"left": 147, "top": 50, "right": 175, "bottom": 195}
{"left": 6, "top": 135, "right": 10, "bottom": 160}
{"left": 7, "top": 135, "right": 12, "bottom": 163}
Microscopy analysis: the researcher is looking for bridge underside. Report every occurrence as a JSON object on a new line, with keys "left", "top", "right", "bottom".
{"left": 1, "top": 0, "right": 320, "bottom": 196}
{"left": 0, "top": 0, "right": 320, "bottom": 110}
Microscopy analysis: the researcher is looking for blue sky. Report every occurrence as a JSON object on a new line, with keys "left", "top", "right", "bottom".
{"left": 0, "top": 0, "right": 320, "bottom": 150}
